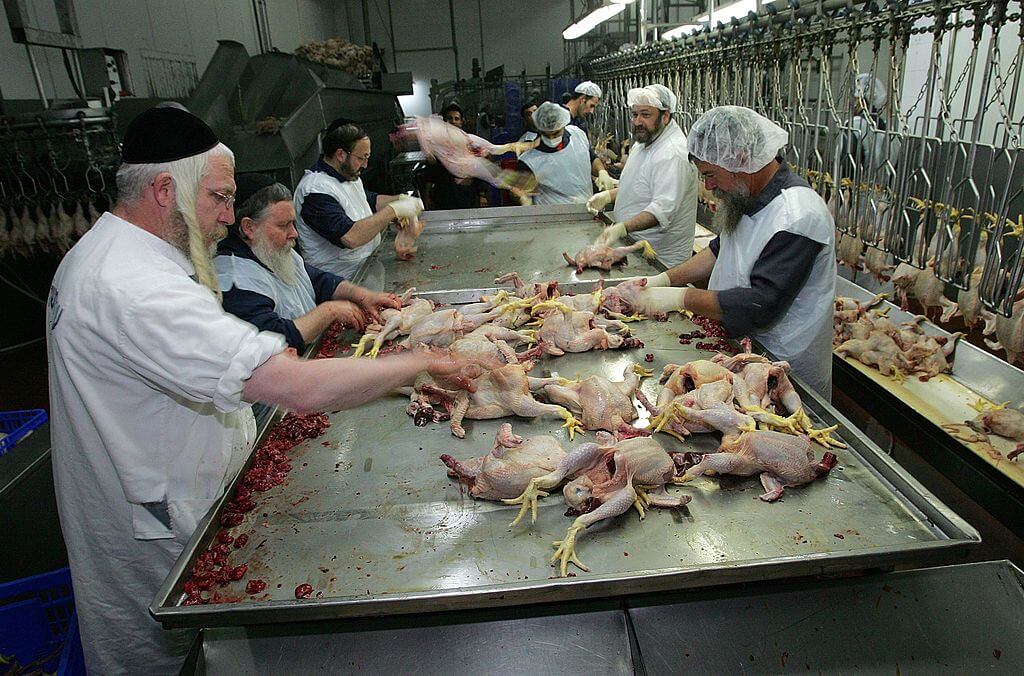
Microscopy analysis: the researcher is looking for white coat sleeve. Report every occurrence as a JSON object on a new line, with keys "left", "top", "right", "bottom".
{"left": 117, "top": 279, "right": 285, "bottom": 412}
{"left": 641, "top": 155, "right": 694, "bottom": 229}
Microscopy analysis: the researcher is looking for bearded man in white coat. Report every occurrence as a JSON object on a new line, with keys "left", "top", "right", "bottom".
{"left": 46, "top": 107, "right": 478, "bottom": 675}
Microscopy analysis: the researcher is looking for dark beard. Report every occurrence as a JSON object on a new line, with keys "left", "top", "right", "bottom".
{"left": 713, "top": 188, "right": 754, "bottom": 234}
{"left": 632, "top": 117, "right": 665, "bottom": 145}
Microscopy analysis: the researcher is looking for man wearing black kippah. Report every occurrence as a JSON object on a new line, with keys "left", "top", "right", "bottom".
{"left": 295, "top": 122, "right": 424, "bottom": 278}
{"left": 47, "top": 107, "right": 482, "bottom": 674}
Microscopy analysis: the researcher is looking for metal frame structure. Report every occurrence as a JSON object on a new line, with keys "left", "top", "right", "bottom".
{"left": 587, "top": 0, "right": 1024, "bottom": 316}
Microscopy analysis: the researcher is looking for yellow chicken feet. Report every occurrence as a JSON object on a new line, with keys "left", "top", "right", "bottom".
{"left": 743, "top": 406, "right": 802, "bottom": 434}
{"left": 559, "top": 409, "right": 585, "bottom": 440}
{"left": 551, "top": 521, "right": 589, "bottom": 576}
{"left": 636, "top": 239, "right": 657, "bottom": 261}
{"left": 632, "top": 364, "right": 654, "bottom": 378}
{"left": 504, "top": 476, "right": 556, "bottom": 528}
{"left": 970, "top": 398, "right": 1007, "bottom": 413}
{"left": 531, "top": 299, "right": 574, "bottom": 316}
{"left": 351, "top": 334, "right": 375, "bottom": 358}
{"left": 633, "top": 486, "right": 651, "bottom": 520}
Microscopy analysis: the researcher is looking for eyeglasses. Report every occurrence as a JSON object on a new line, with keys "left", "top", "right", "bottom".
{"left": 350, "top": 153, "right": 371, "bottom": 163}
{"left": 207, "top": 188, "right": 236, "bottom": 209}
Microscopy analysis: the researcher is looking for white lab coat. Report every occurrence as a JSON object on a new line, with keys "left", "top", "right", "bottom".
{"left": 613, "top": 120, "right": 698, "bottom": 267}
{"left": 294, "top": 170, "right": 377, "bottom": 279}
{"left": 708, "top": 185, "right": 837, "bottom": 397}
{"left": 46, "top": 213, "right": 285, "bottom": 675}
{"left": 215, "top": 250, "right": 318, "bottom": 319}
{"left": 518, "top": 125, "right": 594, "bottom": 205}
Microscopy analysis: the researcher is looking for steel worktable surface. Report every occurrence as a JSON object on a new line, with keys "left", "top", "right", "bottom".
{"left": 186, "top": 560, "right": 1022, "bottom": 674}
{"left": 351, "top": 204, "right": 664, "bottom": 294}
{"left": 153, "top": 284, "right": 978, "bottom": 628}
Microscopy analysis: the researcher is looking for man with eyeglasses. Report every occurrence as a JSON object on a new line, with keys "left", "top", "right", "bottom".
{"left": 295, "top": 122, "right": 424, "bottom": 278}
{"left": 46, "top": 107, "right": 480, "bottom": 675}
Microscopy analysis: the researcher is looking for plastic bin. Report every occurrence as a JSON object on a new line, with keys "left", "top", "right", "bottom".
{"left": 0, "top": 567, "right": 84, "bottom": 674}
{"left": 0, "top": 409, "right": 48, "bottom": 457}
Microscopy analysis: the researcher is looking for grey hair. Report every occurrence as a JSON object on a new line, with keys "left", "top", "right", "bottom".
{"left": 115, "top": 142, "right": 235, "bottom": 299}
{"left": 235, "top": 183, "right": 293, "bottom": 227}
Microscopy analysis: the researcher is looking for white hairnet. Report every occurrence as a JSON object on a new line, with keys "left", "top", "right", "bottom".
{"left": 575, "top": 80, "right": 602, "bottom": 98}
{"left": 688, "top": 105, "right": 789, "bottom": 173}
{"left": 627, "top": 84, "right": 677, "bottom": 111}
{"left": 532, "top": 101, "right": 570, "bottom": 133}
{"left": 854, "top": 73, "right": 887, "bottom": 108}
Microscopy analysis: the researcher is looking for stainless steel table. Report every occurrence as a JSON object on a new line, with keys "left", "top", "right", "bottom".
{"left": 352, "top": 204, "right": 664, "bottom": 294}
{"left": 187, "top": 560, "right": 1023, "bottom": 675}
{"left": 152, "top": 285, "right": 979, "bottom": 629}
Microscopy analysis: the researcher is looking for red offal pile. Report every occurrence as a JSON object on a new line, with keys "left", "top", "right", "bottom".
{"left": 678, "top": 315, "right": 737, "bottom": 354}
{"left": 315, "top": 321, "right": 346, "bottom": 358}
{"left": 182, "top": 412, "right": 330, "bottom": 606}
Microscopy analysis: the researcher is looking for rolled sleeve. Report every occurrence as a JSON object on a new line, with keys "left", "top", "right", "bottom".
{"left": 118, "top": 281, "right": 285, "bottom": 413}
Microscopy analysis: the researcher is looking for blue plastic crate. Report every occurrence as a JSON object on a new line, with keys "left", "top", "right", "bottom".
{"left": 0, "top": 409, "right": 48, "bottom": 457}
{"left": 0, "top": 567, "right": 84, "bottom": 674}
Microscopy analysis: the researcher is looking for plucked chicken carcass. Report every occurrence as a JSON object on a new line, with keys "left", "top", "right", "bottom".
{"left": 646, "top": 379, "right": 739, "bottom": 439}
{"left": 890, "top": 262, "right": 921, "bottom": 310}
{"left": 835, "top": 331, "right": 912, "bottom": 379}
{"left": 967, "top": 403, "right": 1024, "bottom": 460}
{"left": 533, "top": 305, "right": 640, "bottom": 355}
{"left": 34, "top": 204, "right": 51, "bottom": 251}
{"left": 417, "top": 361, "right": 583, "bottom": 439}
{"left": 562, "top": 240, "right": 656, "bottom": 274}
{"left": 394, "top": 218, "right": 425, "bottom": 260}
{"left": 447, "top": 324, "right": 537, "bottom": 369}
{"left": 400, "top": 308, "right": 475, "bottom": 349}
{"left": 73, "top": 201, "right": 90, "bottom": 238}
{"left": 353, "top": 291, "right": 432, "bottom": 357}
{"left": 836, "top": 229, "right": 864, "bottom": 270}
{"left": 982, "top": 298, "right": 1024, "bottom": 366}
{"left": 680, "top": 430, "right": 838, "bottom": 502}
{"left": 440, "top": 423, "right": 567, "bottom": 500}
{"left": 538, "top": 363, "right": 653, "bottom": 435}
{"left": 19, "top": 205, "right": 35, "bottom": 253}
{"left": 504, "top": 432, "right": 690, "bottom": 576}
{"left": 864, "top": 246, "right": 894, "bottom": 282}
{"left": 913, "top": 262, "right": 960, "bottom": 323}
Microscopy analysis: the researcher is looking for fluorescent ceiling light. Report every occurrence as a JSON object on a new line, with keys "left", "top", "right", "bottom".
{"left": 563, "top": 3, "right": 628, "bottom": 40}
{"left": 662, "top": 24, "right": 702, "bottom": 40}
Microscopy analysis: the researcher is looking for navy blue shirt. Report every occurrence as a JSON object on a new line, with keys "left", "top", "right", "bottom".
{"left": 299, "top": 158, "right": 380, "bottom": 247}
{"left": 708, "top": 162, "right": 824, "bottom": 337}
{"left": 217, "top": 231, "right": 344, "bottom": 351}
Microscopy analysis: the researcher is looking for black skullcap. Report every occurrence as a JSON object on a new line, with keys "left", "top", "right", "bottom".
{"left": 121, "top": 107, "right": 219, "bottom": 164}
{"left": 233, "top": 173, "right": 276, "bottom": 211}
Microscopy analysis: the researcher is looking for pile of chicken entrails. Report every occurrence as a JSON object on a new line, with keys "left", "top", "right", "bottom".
{"left": 833, "top": 294, "right": 1024, "bottom": 461}
{"left": 344, "top": 274, "right": 845, "bottom": 576}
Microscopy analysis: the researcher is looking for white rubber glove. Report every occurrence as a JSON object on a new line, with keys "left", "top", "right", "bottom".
{"left": 643, "top": 272, "right": 671, "bottom": 287}
{"left": 596, "top": 222, "right": 627, "bottom": 246}
{"left": 595, "top": 170, "right": 619, "bottom": 191}
{"left": 587, "top": 190, "right": 614, "bottom": 216}
{"left": 638, "top": 287, "right": 689, "bottom": 314}
{"left": 389, "top": 196, "right": 424, "bottom": 222}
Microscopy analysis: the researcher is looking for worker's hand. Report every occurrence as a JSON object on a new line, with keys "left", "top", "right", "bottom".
{"left": 389, "top": 196, "right": 424, "bottom": 222}
{"left": 348, "top": 287, "right": 401, "bottom": 324}
{"left": 587, "top": 190, "right": 614, "bottom": 215}
{"left": 419, "top": 348, "right": 486, "bottom": 393}
{"left": 511, "top": 139, "right": 540, "bottom": 157}
{"left": 327, "top": 300, "right": 368, "bottom": 332}
{"left": 595, "top": 170, "right": 618, "bottom": 192}
{"left": 596, "top": 221, "right": 627, "bottom": 246}
{"left": 642, "top": 272, "right": 671, "bottom": 287}
{"left": 638, "top": 287, "right": 690, "bottom": 314}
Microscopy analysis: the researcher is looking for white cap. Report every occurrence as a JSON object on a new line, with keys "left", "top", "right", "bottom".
{"left": 575, "top": 81, "right": 602, "bottom": 98}
{"left": 627, "top": 84, "right": 677, "bottom": 111}
{"left": 688, "top": 105, "right": 789, "bottom": 174}
{"left": 533, "top": 101, "right": 571, "bottom": 133}
{"left": 854, "top": 73, "right": 887, "bottom": 108}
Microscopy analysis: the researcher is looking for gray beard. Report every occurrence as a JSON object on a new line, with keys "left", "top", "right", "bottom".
{"left": 712, "top": 188, "right": 754, "bottom": 234}
{"left": 167, "top": 208, "right": 218, "bottom": 271}
{"left": 251, "top": 234, "right": 297, "bottom": 286}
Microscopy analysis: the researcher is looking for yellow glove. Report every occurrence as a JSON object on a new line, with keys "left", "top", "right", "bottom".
{"left": 596, "top": 221, "right": 627, "bottom": 246}
{"left": 595, "top": 170, "right": 619, "bottom": 191}
{"left": 586, "top": 190, "right": 614, "bottom": 216}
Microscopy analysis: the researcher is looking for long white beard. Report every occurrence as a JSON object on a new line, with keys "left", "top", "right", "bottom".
{"left": 251, "top": 233, "right": 297, "bottom": 286}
